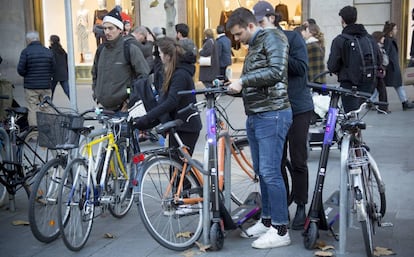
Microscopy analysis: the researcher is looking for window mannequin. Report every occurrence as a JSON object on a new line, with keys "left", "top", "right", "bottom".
{"left": 77, "top": 0, "right": 89, "bottom": 62}
{"left": 93, "top": 0, "right": 108, "bottom": 46}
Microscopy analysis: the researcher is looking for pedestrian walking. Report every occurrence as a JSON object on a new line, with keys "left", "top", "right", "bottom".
{"left": 49, "top": 35, "right": 70, "bottom": 100}
{"left": 17, "top": 31, "right": 55, "bottom": 126}
{"left": 216, "top": 25, "right": 232, "bottom": 80}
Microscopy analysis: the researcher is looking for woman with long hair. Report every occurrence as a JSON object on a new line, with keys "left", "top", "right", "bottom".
{"left": 133, "top": 37, "right": 202, "bottom": 154}
{"left": 382, "top": 21, "right": 414, "bottom": 110}
{"left": 49, "top": 35, "right": 70, "bottom": 100}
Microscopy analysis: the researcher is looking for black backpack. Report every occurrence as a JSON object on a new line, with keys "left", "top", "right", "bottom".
{"left": 341, "top": 33, "right": 378, "bottom": 86}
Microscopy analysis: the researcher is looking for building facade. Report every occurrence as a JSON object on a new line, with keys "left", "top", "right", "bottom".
{"left": 0, "top": 0, "right": 412, "bottom": 85}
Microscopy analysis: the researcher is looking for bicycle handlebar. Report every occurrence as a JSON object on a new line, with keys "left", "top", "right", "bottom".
{"left": 307, "top": 82, "right": 372, "bottom": 99}
{"left": 0, "top": 95, "right": 9, "bottom": 100}
{"left": 177, "top": 86, "right": 229, "bottom": 96}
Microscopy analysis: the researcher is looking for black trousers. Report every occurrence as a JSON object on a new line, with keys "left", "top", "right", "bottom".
{"left": 281, "top": 110, "right": 312, "bottom": 205}
{"left": 168, "top": 131, "right": 200, "bottom": 156}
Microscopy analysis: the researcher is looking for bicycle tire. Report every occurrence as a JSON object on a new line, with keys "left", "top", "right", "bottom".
{"left": 361, "top": 162, "right": 385, "bottom": 257}
{"left": 20, "top": 128, "right": 55, "bottom": 188}
{"left": 58, "top": 158, "right": 94, "bottom": 251}
{"left": 28, "top": 157, "right": 66, "bottom": 243}
{"left": 229, "top": 138, "right": 293, "bottom": 206}
{"left": 107, "top": 138, "right": 134, "bottom": 218}
{"left": 137, "top": 156, "right": 203, "bottom": 251}
{"left": 0, "top": 144, "right": 8, "bottom": 206}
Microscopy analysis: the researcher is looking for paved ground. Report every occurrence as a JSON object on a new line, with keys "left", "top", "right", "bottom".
{"left": 0, "top": 83, "right": 413, "bottom": 257}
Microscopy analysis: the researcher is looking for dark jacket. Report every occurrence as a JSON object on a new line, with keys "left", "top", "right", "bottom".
{"left": 216, "top": 34, "right": 232, "bottom": 68}
{"left": 145, "top": 52, "right": 202, "bottom": 133}
{"left": 383, "top": 36, "right": 402, "bottom": 88}
{"left": 92, "top": 35, "right": 150, "bottom": 110}
{"left": 17, "top": 41, "right": 55, "bottom": 89}
{"left": 240, "top": 29, "right": 290, "bottom": 115}
{"left": 283, "top": 29, "right": 314, "bottom": 115}
{"left": 124, "top": 35, "right": 154, "bottom": 72}
{"left": 199, "top": 37, "right": 220, "bottom": 83}
{"left": 327, "top": 23, "right": 380, "bottom": 90}
{"left": 50, "top": 44, "right": 68, "bottom": 82}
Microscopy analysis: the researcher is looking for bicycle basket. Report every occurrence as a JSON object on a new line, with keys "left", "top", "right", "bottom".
{"left": 36, "top": 112, "right": 84, "bottom": 149}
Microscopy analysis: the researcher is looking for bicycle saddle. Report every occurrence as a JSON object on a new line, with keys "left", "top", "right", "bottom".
{"left": 341, "top": 120, "right": 366, "bottom": 131}
{"left": 6, "top": 107, "right": 28, "bottom": 115}
{"left": 155, "top": 119, "right": 184, "bottom": 134}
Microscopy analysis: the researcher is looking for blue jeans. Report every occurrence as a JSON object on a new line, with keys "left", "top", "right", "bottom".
{"left": 246, "top": 109, "right": 292, "bottom": 225}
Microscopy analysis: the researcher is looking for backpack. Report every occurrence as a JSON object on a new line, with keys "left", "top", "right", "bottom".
{"left": 340, "top": 33, "right": 378, "bottom": 86}
{"left": 95, "top": 38, "right": 158, "bottom": 111}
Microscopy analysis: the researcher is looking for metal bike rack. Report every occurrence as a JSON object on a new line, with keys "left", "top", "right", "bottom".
{"left": 338, "top": 134, "right": 350, "bottom": 255}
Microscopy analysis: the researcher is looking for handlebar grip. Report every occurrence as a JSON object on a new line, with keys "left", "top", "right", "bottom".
{"left": 177, "top": 103, "right": 195, "bottom": 114}
{"left": 0, "top": 95, "right": 9, "bottom": 100}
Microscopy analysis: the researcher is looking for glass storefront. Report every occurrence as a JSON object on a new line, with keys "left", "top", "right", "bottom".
{"left": 37, "top": 0, "right": 412, "bottom": 82}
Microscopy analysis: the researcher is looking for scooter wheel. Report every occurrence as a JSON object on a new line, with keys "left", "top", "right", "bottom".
{"left": 209, "top": 222, "right": 224, "bottom": 251}
{"left": 303, "top": 222, "right": 318, "bottom": 250}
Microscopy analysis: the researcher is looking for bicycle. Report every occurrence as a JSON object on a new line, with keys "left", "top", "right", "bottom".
{"left": 136, "top": 85, "right": 291, "bottom": 251}
{"left": 28, "top": 96, "right": 101, "bottom": 243}
{"left": 56, "top": 111, "right": 135, "bottom": 251}
{"left": 0, "top": 94, "right": 53, "bottom": 211}
{"left": 303, "top": 82, "right": 386, "bottom": 257}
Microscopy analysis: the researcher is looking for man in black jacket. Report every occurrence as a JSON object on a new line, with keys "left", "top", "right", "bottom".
{"left": 327, "top": 5, "right": 380, "bottom": 113}
{"left": 226, "top": 7, "right": 292, "bottom": 250}
{"left": 17, "top": 31, "right": 55, "bottom": 126}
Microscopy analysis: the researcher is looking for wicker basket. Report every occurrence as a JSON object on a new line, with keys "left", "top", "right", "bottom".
{"left": 36, "top": 112, "right": 84, "bottom": 149}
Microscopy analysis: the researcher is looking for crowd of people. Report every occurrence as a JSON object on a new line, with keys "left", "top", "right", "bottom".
{"left": 13, "top": 1, "right": 413, "bottom": 251}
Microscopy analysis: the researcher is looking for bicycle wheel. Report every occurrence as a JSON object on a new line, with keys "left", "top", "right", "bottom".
{"left": 20, "top": 128, "right": 54, "bottom": 186}
{"left": 137, "top": 156, "right": 203, "bottom": 251}
{"left": 28, "top": 157, "right": 66, "bottom": 243}
{"left": 58, "top": 158, "right": 94, "bottom": 251}
{"left": 229, "top": 138, "right": 293, "bottom": 206}
{"left": 0, "top": 144, "right": 8, "bottom": 206}
{"left": 360, "top": 163, "right": 386, "bottom": 257}
{"left": 107, "top": 139, "right": 134, "bottom": 218}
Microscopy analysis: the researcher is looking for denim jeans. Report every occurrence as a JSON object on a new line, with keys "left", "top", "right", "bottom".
{"left": 246, "top": 109, "right": 293, "bottom": 225}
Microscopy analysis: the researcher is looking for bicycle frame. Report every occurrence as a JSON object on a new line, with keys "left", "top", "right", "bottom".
{"left": 71, "top": 119, "right": 129, "bottom": 206}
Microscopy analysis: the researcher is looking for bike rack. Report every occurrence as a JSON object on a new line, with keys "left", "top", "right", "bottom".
{"left": 338, "top": 134, "right": 350, "bottom": 255}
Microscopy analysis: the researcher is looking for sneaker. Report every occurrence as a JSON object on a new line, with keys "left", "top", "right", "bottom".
{"left": 251, "top": 226, "right": 291, "bottom": 249}
{"left": 240, "top": 220, "right": 270, "bottom": 238}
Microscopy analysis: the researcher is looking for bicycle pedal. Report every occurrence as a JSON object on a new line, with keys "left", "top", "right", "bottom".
{"left": 99, "top": 196, "right": 113, "bottom": 204}
{"left": 380, "top": 222, "right": 393, "bottom": 227}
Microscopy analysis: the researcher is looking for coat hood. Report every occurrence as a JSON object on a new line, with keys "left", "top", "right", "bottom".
{"left": 177, "top": 51, "right": 196, "bottom": 76}
{"left": 342, "top": 23, "right": 368, "bottom": 37}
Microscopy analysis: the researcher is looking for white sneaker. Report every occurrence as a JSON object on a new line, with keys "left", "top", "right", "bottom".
{"left": 251, "top": 226, "right": 291, "bottom": 249}
{"left": 240, "top": 220, "right": 270, "bottom": 238}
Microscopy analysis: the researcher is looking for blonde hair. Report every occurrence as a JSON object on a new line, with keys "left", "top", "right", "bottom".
{"left": 204, "top": 28, "right": 214, "bottom": 38}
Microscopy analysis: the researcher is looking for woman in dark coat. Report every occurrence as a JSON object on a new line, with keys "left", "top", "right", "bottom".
{"left": 198, "top": 28, "right": 220, "bottom": 87}
{"left": 49, "top": 35, "right": 70, "bottom": 100}
{"left": 382, "top": 22, "right": 413, "bottom": 110}
{"left": 133, "top": 37, "right": 202, "bottom": 155}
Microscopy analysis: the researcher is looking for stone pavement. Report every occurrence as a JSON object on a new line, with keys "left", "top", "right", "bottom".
{"left": 0, "top": 84, "right": 413, "bottom": 257}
